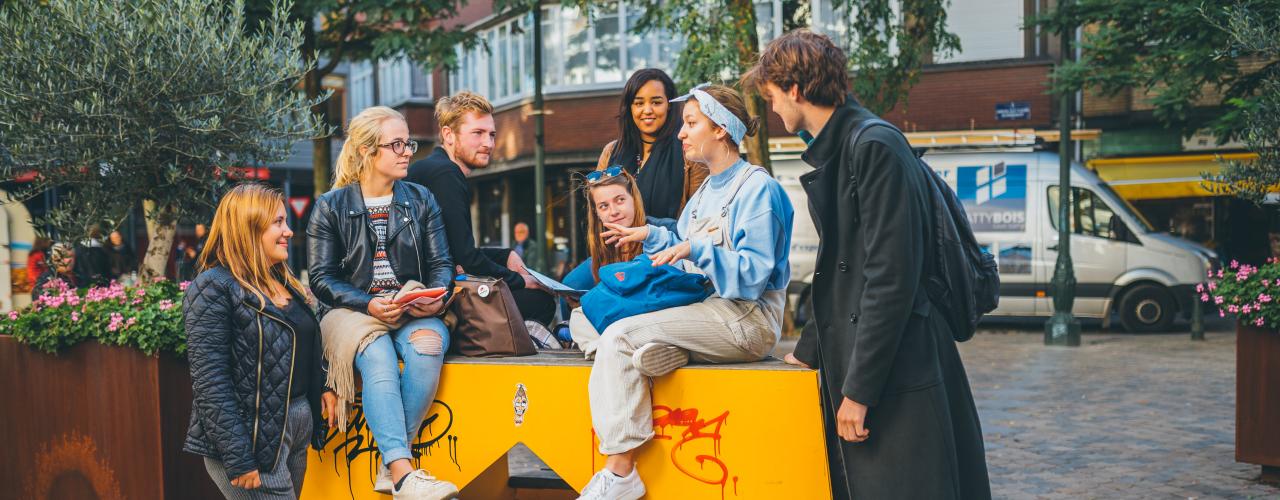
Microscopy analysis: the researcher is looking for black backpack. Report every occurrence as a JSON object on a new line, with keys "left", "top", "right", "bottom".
{"left": 848, "top": 119, "right": 1000, "bottom": 342}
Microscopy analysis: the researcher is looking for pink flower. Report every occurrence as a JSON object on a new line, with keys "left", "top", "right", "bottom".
{"left": 1264, "top": 280, "right": 1272, "bottom": 287}
{"left": 108, "top": 312, "right": 125, "bottom": 332}
{"left": 1242, "top": 305, "right": 1252, "bottom": 314}
{"left": 158, "top": 299, "right": 175, "bottom": 311}
{"left": 179, "top": 281, "right": 191, "bottom": 292}
{"left": 1209, "top": 282, "right": 1217, "bottom": 291}
{"left": 135, "top": 288, "right": 146, "bottom": 297}
{"left": 1228, "top": 305, "right": 1240, "bottom": 313}
{"left": 126, "top": 317, "right": 136, "bottom": 327}
{"left": 1217, "top": 270, "right": 1224, "bottom": 278}
{"left": 1196, "top": 283, "right": 1205, "bottom": 293}
{"left": 1256, "top": 317, "right": 1267, "bottom": 327}
{"left": 7, "top": 311, "right": 17, "bottom": 320}
{"left": 71, "top": 312, "right": 79, "bottom": 322}
{"left": 1201, "top": 293, "right": 1210, "bottom": 302}
{"left": 1220, "top": 311, "right": 1226, "bottom": 318}
{"left": 1231, "top": 260, "right": 1239, "bottom": 269}
{"left": 1261, "top": 294, "right": 1273, "bottom": 304}
{"left": 1215, "top": 296, "right": 1225, "bottom": 305}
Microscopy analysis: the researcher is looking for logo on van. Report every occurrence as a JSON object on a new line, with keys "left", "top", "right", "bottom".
{"left": 957, "top": 163, "right": 1027, "bottom": 232}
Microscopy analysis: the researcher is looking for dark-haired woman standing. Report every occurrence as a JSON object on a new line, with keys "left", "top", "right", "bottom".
{"left": 596, "top": 68, "right": 708, "bottom": 220}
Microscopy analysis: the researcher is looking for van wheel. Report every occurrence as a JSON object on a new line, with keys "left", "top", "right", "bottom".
{"left": 1118, "top": 284, "right": 1176, "bottom": 333}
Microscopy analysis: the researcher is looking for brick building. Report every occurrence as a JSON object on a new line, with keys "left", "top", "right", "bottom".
{"left": 342, "top": 0, "right": 1081, "bottom": 273}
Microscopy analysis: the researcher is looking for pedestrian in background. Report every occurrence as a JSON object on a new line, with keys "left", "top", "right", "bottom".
{"left": 26, "top": 236, "right": 52, "bottom": 290}
{"left": 107, "top": 230, "right": 137, "bottom": 279}
{"left": 33, "top": 242, "right": 76, "bottom": 296}
{"left": 511, "top": 222, "right": 542, "bottom": 273}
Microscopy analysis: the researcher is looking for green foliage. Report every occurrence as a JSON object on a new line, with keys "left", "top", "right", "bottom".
{"left": 1, "top": 279, "right": 187, "bottom": 356}
{"left": 242, "top": 0, "right": 497, "bottom": 74}
{"left": 837, "top": 0, "right": 960, "bottom": 114}
{"left": 617, "top": 0, "right": 957, "bottom": 113}
{"left": 1205, "top": 3, "right": 1280, "bottom": 204}
{"left": 0, "top": 0, "right": 326, "bottom": 242}
{"left": 1030, "top": 0, "right": 1280, "bottom": 141}
{"left": 1200, "top": 259, "right": 1280, "bottom": 331}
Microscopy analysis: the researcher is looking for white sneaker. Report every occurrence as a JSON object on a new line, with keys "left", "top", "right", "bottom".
{"left": 632, "top": 342, "right": 689, "bottom": 377}
{"left": 374, "top": 463, "right": 393, "bottom": 493}
{"left": 577, "top": 467, "right": 645, "bottom": 500}
{"left": 392, "top": 469, "right": 458, "bottom": 500}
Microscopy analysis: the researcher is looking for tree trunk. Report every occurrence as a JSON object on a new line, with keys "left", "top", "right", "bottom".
{"left": 307, "top": 70, "right": 332, "bottom": 197}
{"left": 303, "top": 23, "right": 332, "bottom": 197}
{"left": 744, "top": 92, "right": 773, "bottom": 174}
{"left": 727, "top": 0, "right": 773, "bottom": 174}
{"left": 140, "top": 200, "right": 176, "bottom": 281}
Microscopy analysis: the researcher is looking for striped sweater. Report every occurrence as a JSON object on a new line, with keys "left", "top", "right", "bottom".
{"left": 365, "top": 195, "right": 402, "bottom": 294}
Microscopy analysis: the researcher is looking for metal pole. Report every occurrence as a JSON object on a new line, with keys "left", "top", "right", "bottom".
{"left": 1045, "top": 0, "right": 1080, "bottom": 347}
{"left": 1191, "top": 290, "right": 1205, "bottom": 340}
{"left": 531, "top": 1, "right": 548, "bottom": 273}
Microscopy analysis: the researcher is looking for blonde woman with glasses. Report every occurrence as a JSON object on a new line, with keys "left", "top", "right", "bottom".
{"left": 308, "top": 106, "right": 458, "bottom": 500}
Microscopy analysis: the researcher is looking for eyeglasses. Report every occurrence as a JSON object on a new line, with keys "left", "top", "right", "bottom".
{"left": 377, "top": 139, "right": 419, "bottom": 155}
{"left": 585, "top": 165, "right": 624, "bottom": 184}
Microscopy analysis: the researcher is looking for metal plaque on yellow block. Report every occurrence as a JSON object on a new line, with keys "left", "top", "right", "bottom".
{"left": 303, "top": 355, "right": 831, "bottom": 499}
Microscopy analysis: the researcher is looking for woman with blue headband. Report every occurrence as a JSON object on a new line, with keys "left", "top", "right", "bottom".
{"left": 574, "top": 84, "right": 794, "bottom": 500}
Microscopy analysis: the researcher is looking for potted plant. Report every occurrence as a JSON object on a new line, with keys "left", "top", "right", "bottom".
{"left": 1201, "top": 259, "right": 1280, "bottom": 484}
{"left": 0, "top": 278, "right": 224, "bottom": 499}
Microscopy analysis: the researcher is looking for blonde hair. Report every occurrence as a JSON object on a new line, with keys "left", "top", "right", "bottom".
{"left": 198, "top": 183, "right": 305, "bottom": 307}
{"left": 435, "top": 91, "right": 494, "bottom": 134}
{"left": 333, "top": 106, "right": 406, "bottom": 189}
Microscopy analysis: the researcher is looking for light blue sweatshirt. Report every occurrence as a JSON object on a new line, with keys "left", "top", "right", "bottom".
{"left": 643, "top": 159, "right": 794, "bottom": 301}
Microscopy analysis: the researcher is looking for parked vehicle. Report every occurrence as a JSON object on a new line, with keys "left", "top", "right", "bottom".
{"left": 776, "top": 148, "right": 1216, "bottom": 333}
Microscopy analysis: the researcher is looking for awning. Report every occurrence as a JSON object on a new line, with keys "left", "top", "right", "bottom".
{"left": 1088, "top": 152, "right": 1257, "bottom": 200}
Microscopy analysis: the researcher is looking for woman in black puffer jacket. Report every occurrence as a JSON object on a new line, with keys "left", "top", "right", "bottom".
{"left": 183, "top": 183, "right": 338, "bottom": 498}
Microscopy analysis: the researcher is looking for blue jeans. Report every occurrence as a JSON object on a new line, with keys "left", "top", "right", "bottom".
{"left": 354, "top": 317, "right": 450, "bottom": 466}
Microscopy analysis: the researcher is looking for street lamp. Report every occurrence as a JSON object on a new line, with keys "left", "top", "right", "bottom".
{"left": 1046, "top": 0, "right": 1081, "bottom": 346}
{"left": 531, "top": 0, "right": 548, "bottom": 273}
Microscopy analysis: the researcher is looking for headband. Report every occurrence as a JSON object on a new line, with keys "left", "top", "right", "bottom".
{"left": 672, "top": 83, "right": 747, "bottom": 145}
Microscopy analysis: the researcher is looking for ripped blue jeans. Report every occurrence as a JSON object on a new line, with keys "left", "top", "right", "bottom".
{"left": 353, "top": 317, "right": 450, "bottom": 465}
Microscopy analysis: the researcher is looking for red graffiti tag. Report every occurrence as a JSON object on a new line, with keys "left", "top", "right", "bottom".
{"left": 652, "top": 405, "right": 738, "bottom": 499}
{"left": 587, "top": 405, "right": 740, "bottom": 498}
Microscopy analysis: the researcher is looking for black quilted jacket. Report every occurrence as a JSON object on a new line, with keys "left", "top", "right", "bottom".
{"left": 307, "top": 180, "right": 454, "bottom": 314}
{"left": 182, "top": 266, "right": 329, "bottom": 480}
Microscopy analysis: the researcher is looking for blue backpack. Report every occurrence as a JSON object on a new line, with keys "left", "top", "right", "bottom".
{"left": 580, "top": 255, "right": 712, "bottom": 333}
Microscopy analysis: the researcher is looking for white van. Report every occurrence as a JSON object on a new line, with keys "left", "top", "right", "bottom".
{"left": 775, "top": 149, "right": 1216, "bottom": 333}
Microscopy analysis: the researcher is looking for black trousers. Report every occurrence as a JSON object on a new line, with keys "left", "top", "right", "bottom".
{"left": 511, "top": 287, "right": 556, "bottom": 326}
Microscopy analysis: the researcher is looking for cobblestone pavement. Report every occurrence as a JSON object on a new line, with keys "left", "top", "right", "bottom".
{"left": 950, "top": 318, "right": 1279, "bottom": 499}
{"left": 512, "top": 318, "right": 1280, "bottom": 499}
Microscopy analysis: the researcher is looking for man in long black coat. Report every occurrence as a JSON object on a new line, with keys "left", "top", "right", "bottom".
{"left": 745, "top": 30, "right": 991, "bottom": 499}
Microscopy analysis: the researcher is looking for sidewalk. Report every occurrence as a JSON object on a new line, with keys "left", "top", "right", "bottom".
{"left": 513, "top": 318, "right": 1280, "bottom": 498}
{"left": 958, "top": 318, "right": 1276, "bottom": 499}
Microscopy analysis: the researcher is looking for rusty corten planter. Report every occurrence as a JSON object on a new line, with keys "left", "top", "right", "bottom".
{"left": 0, "top": 335, "right": 221, "bottom": 500}
{"left": 1237, "top": 323, "right": 1280, "bottom": 485}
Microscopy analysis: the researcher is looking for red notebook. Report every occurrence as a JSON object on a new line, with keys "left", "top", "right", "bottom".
{"left": 394, "top": 287, "right": 448, "bottom": 306}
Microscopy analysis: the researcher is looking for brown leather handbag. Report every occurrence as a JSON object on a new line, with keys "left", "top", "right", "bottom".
{"left": 444, "top": 276, "right": 536, "bottom": 357}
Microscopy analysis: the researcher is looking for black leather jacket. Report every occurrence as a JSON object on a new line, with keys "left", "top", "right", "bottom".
{"left": 182, "top": 266, "right": 329, "bottom": 479}
{"left": 307, "top": 181, "right": 454, "bottom": 313}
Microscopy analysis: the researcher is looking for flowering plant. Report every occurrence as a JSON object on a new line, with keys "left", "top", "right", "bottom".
{"left": 1, "top": 278, "right": 187, "bottom": 355}
{"left": 1199, "top": 259, "right": 1280, "bottom": 330}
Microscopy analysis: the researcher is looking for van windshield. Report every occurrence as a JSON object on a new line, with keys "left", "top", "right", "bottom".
{"left": 1095, "top": 182, "right": 1155, "bottom": 233}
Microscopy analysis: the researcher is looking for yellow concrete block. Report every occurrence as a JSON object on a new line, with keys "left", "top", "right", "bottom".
{"left": 302, "top": 354, "right": 831, "bottom": 499}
